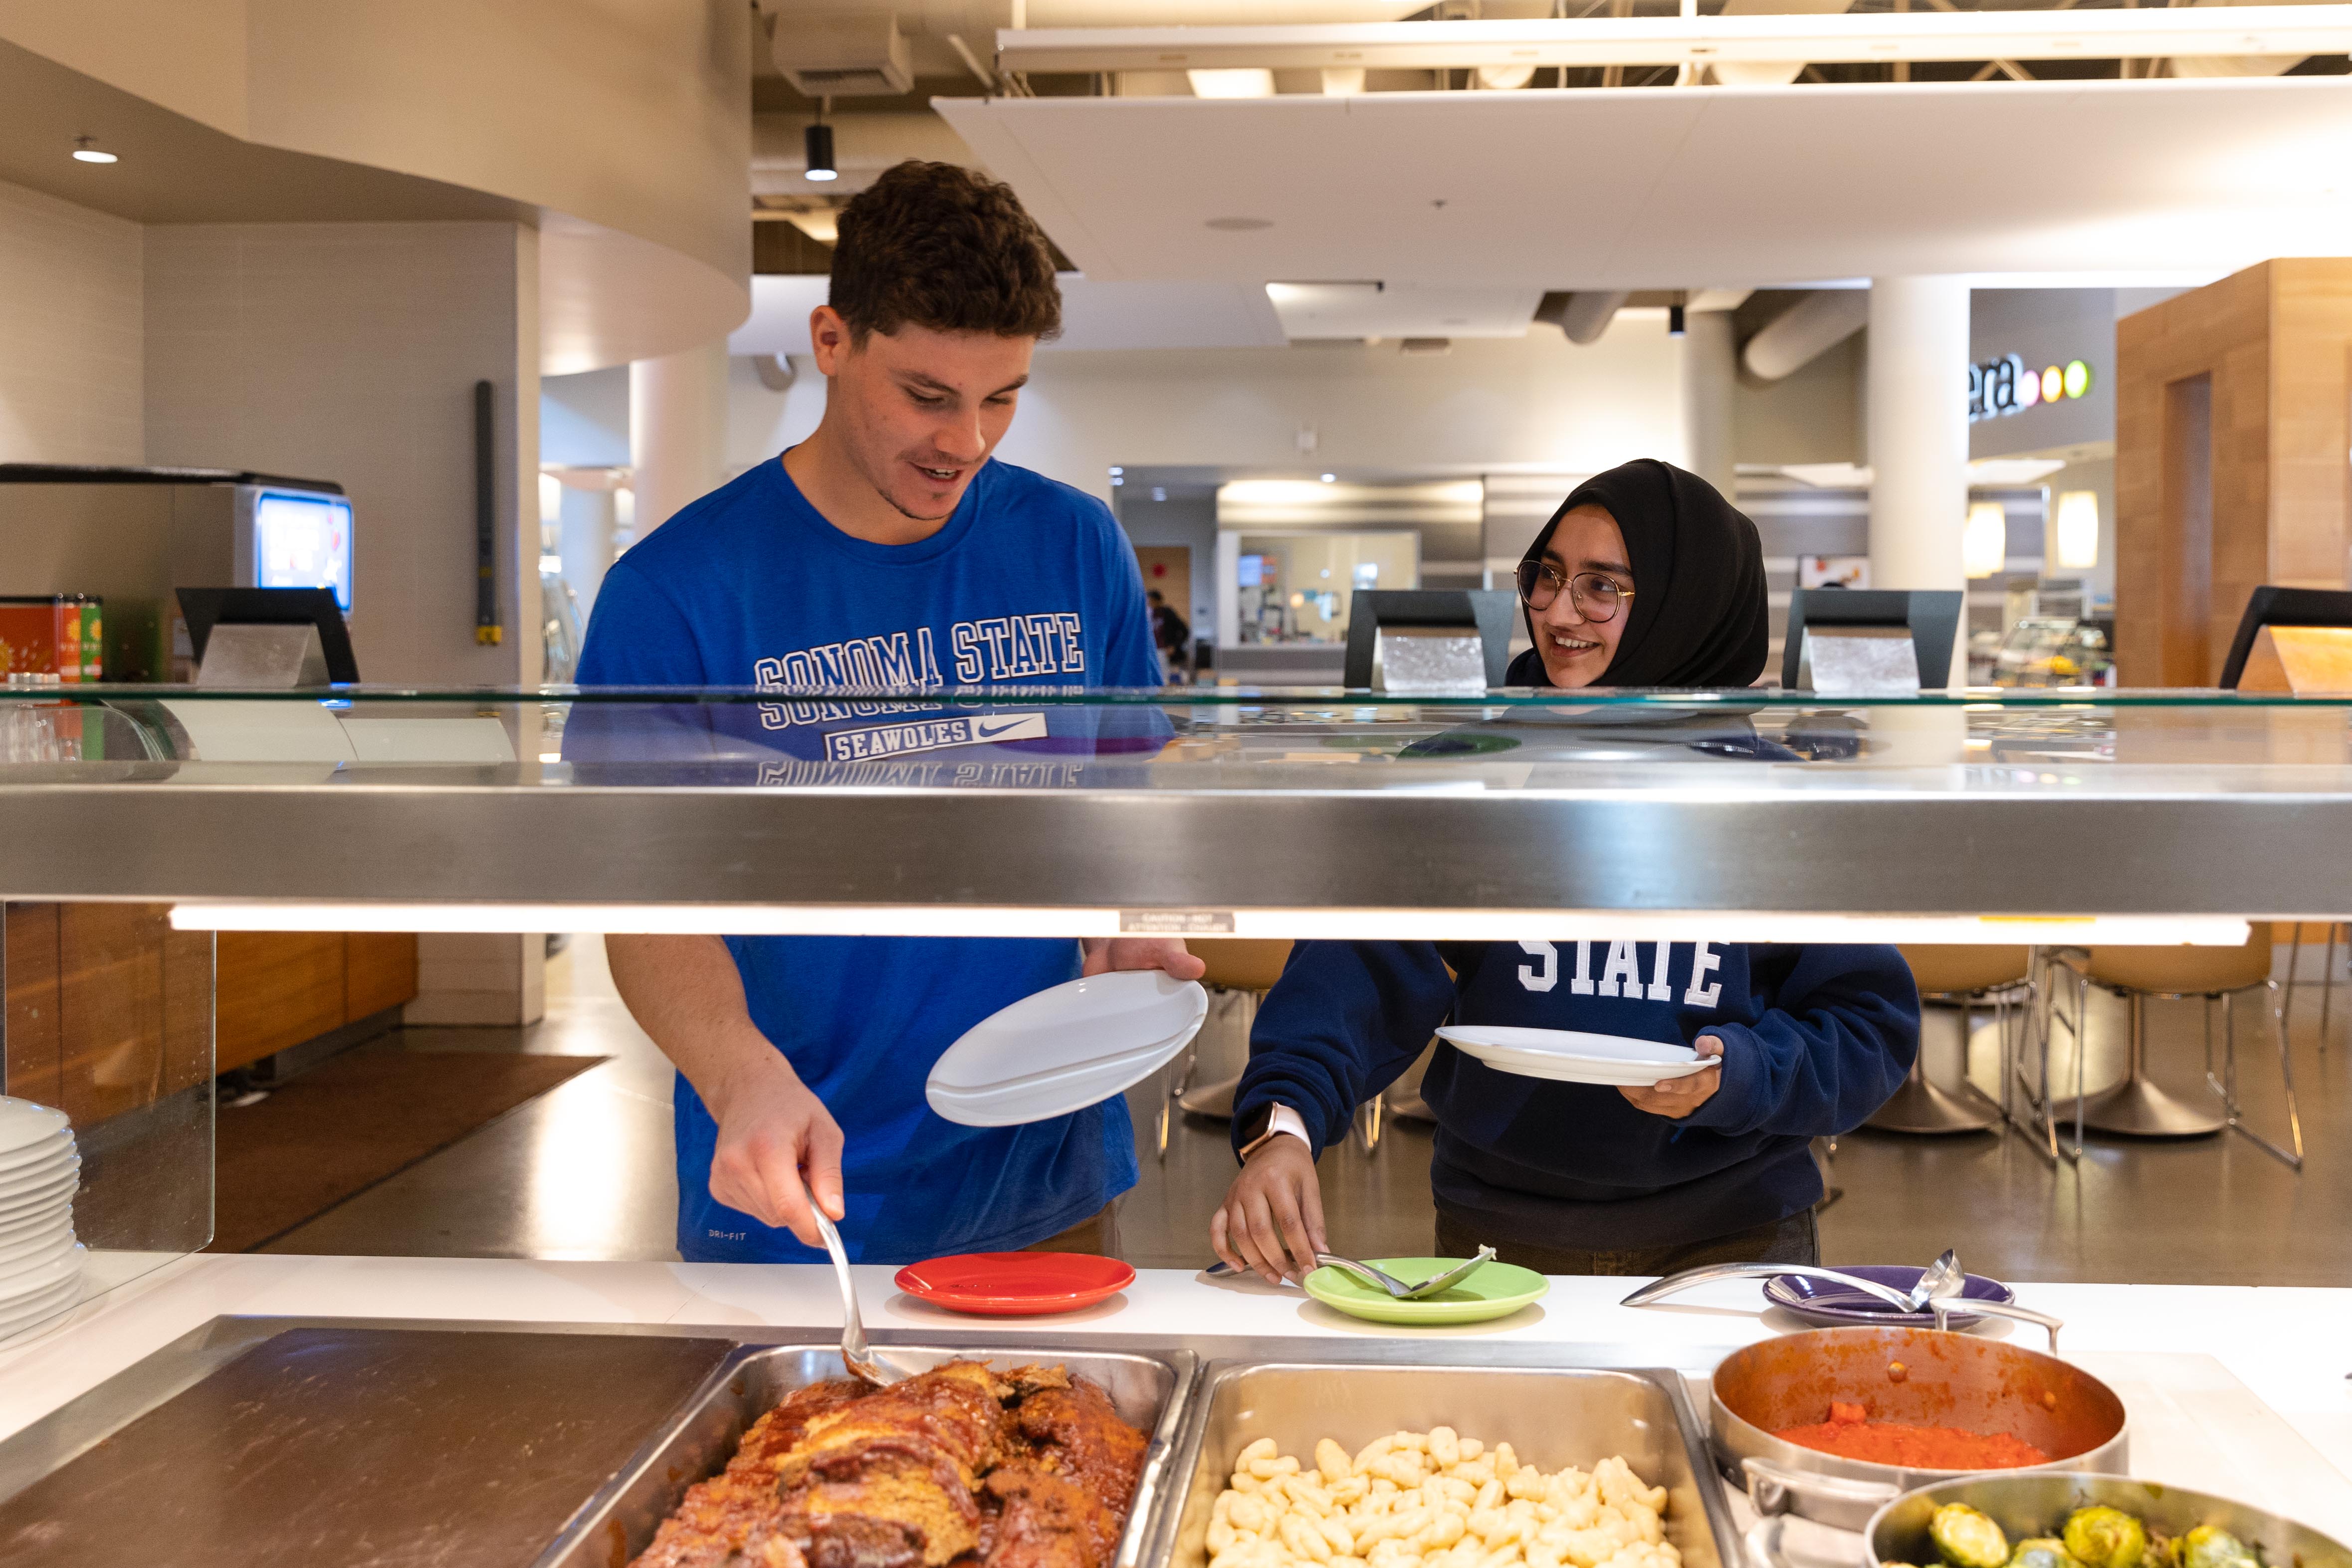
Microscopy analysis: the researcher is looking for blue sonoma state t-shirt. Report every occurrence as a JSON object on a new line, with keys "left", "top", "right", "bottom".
{"left": 570, "top": 455, "right": 1163, "bottom": 1265}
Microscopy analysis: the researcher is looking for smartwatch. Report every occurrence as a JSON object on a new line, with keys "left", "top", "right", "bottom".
{"left": 1236, "top": 1103, "right": 1310, "bottom": 1160}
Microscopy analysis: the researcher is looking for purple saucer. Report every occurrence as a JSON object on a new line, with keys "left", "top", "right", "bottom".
{"left": 1763, "top": 1264, "right": 2014, "bottom": 1329}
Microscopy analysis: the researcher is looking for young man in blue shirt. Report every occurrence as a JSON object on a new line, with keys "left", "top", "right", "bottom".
{"left": 575, "top": 161, "right": 1199, "bottom": 1266}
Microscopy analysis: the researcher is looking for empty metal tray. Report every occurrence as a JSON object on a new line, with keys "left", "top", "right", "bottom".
{"left": 534, "top": 1341, "right": 1199, "bottom": 1568}
{"left": 1166, "top": 1361, "right": 1738, "bottom": 1568}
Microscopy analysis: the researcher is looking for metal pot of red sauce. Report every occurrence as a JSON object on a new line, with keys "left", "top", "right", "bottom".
{"left": 1711, "top": 1326, "right": 2129, "bottom": 1534}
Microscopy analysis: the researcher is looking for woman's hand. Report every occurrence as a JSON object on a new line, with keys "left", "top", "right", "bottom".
{"left": 1619, "top": 1034, "right": 1724, "bottom": 1119}
{"left": 1081, "top": 936, "right": 1207, "bottom": 982}
{"left": 1211, "top": 1135, "right": 1327, "bottom": 1284}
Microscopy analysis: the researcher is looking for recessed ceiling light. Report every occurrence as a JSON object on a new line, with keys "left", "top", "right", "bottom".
{"left": 1206, "top": 217, "right": 1273, "bottom": 231}
{"left": 71, "top": 136, "right": 115, "bottom": 164}
{"left": 1320, "top": 473, "right": 1336, "bottom": 483}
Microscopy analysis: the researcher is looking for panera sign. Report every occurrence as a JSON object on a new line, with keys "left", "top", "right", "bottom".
{"left": 1970, "top": 354, "right": 2093, "bottom": 423}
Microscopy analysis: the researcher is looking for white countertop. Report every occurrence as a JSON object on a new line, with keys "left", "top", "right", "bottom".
{"left": 5, "top": 1256, "right": 2349, "bottom": 1538}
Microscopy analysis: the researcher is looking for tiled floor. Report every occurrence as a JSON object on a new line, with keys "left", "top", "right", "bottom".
{"left": 265, "top": 937, "right": 2352, "bottom": 1285}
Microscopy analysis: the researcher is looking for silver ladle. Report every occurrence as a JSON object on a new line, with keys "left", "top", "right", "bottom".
{"left": 809, "top": 1207, "right": 912, "bottom": 1386}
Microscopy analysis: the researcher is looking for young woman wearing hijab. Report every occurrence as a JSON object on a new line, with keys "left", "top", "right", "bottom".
{"left": 1211, "top": 460, "right": 1920, "bottom": 1281}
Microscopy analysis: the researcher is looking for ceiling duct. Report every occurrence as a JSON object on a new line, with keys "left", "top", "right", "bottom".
{"left": 1536, "top": 291, "right": 1630, "bottom": 346}
{"left": 1742, "top": 289, "right": 1869, "bottom": 381}
{"left": 774, "top": 12, "right": 915, "bottom": 97}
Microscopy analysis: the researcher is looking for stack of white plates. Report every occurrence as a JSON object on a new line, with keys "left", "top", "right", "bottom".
{"left": 0, "top": 1100, "right": 84, "bottom": 1342}
{"left": 1435, "top": 1026, "right": 1713, "bottom": 1086}
{"left": 927, "top": 971, "right": 1210, "bottom": 1127}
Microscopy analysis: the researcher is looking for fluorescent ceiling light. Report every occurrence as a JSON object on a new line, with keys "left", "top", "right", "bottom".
{"left": 999, "top": 10, "right": 2352, "bottom": 73}
{"left": 1782, "top": 459, "right": 2073, "bottom": 489}
{"left": 1188, "top": 67, "right": 1276, "bottom": 97}
{"left": 168, "top": 902, "right": 2251, "bottom": 947}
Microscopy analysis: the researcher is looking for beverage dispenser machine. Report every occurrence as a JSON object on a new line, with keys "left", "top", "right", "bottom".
{"left": 0, "top": 464, "right": 352, "bottom": 680}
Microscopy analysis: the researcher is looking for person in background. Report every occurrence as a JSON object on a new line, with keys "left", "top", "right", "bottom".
{"left": 1211, "top": 460, "right": 1920, "bottom": 1280}
{"left": 1148, "top": 588, "right": 1191, "bottom": 680}
{"left": 574, "top": 160, "right": 1201, "bottom": 1268}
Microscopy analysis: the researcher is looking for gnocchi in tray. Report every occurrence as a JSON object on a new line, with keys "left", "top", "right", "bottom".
{"left": 1204, "top": 1427, "right": 1679, "bottom": 1568}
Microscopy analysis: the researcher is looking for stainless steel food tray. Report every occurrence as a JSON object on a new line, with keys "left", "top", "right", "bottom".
{"left": 534, "top": 1342, "right": 1199, "bottom": 1568}
{"left": 1168, "top": 1361, "right": 1739, "bottom": 1568}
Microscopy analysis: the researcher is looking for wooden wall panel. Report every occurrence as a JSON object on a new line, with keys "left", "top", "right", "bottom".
{"left": 3, "top": 904, "right": 62, "bottom": 1108}
{"left": 2118, "top": 259, "right": 2352, "bottom": 684}
{"left": 57, "top": 903, "right": 167, "bottom": 1125}
{"left": 345, "top": 932, "right": 419, "bottom": 1023}
{"left": 215, "top": 931, "right": 343, "bottom": 1073}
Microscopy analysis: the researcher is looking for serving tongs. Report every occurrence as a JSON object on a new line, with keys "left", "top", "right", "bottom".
{"left": 1621, "top": 1258, "right": 2066, "bottom": 1351}
{"left": 810, "top": 1208, "right": 919, "bottom": 1386}
{"left": 1207, "top": 1246, "right": 1497, "bottom": 1298}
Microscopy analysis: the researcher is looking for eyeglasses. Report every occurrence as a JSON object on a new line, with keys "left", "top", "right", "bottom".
{"left": 1515, "top": 560, "right": 1634, "bottom": 623}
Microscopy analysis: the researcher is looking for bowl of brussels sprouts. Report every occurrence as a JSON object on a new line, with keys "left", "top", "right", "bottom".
{"left": 1867, "top": 1476, "right": 2349, "bottom": 1568}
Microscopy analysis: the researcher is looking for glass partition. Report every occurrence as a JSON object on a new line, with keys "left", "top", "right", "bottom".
{"left": 0, "top": 901, "right": 213, "bottom": 1332}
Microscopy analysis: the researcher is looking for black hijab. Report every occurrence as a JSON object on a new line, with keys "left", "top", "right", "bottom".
{"left": 1503, "top": 458, "right": 1768, "bottom": 688}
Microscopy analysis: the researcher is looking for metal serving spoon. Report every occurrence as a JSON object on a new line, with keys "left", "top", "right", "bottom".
{"left": 1906, "top": 1248, "right": 1966, "bottom": 1312}
{"left": 809, "top": 1208, "right": 911, "bottom": 1386}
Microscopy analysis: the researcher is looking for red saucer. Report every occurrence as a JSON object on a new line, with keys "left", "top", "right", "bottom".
{"left": 893, "top": 1252, "right": 1136, "bottom": 1316}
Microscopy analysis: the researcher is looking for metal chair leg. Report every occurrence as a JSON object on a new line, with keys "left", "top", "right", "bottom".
{"left": 2323, "top": 922, "right": 2340, "bottom": 1053}
{"left": 1155, "top": 1066, "right": 1172, "bottom": 1162}
{"left": 1359, "top": 1094, "right": 1383, "bottom": 1155}
{"left": 2282, "top": 921, "right": 2304, "bottom": 1055}
{"left": 2211, "top": 979, "right": 2305, "bottom": 1169}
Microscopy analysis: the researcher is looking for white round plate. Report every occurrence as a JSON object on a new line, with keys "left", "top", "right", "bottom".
{"left": 0, "top": 1278, "right": 82, "bottom": 1343}
{"left": 928, "top": 971, "right": 1209, "bottom": 1128}
{"left": 1437, "top": 1026, "right": 1712, "bottom": 1087}
{"left": 0, "top": 1101, "right": 68, "bottom": 1159}
{"left": 0, "top": 1170, "right": 77, "bottom": 1225}
{"left": 0, "top": 1244, "right": 83, "bottom": 1309}
{"left": 0, "top": 1130, "right": 72, "bottom": 1179}
{"left": 0, "top": 1151, "right": 76, "bottom": 1200}
{"left": 0, "top": 1229, "right": 75, "bottom": 1280}
{"left": 0, "top": 1207, "right": 68, "bottom": 1251}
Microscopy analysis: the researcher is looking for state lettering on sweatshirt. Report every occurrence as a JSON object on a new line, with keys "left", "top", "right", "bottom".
{"left": 1518, "top": 941, "right": 1726, "bottom": 1010}
{"left": 751, "top": 610, "right": 1088, "bottom": 730}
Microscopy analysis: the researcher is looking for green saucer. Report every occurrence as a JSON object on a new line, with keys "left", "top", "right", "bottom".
{"left": 1301, "top": 1257, "right": 1548, "bottom": 1325}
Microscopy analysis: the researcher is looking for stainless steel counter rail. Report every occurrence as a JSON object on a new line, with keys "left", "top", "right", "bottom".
{"left": 4, "top": 780, "right": 2352, "bottom": 912}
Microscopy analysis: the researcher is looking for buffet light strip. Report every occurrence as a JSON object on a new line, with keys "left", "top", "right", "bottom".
{"left": 169, "top": 903, "right": 2251, "bottom": 946}
{"left": 994, "top": 8, "right": 2352, "bottom": 72}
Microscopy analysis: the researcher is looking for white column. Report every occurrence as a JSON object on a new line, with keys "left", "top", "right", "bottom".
{"left": 1866, "top": 275, "right": 1972, "bottom": 685}
{"left": 1680, "top": 309, "right": 1738, "bottom": 499}
{"left": 629, "top": 341, "right": 730, "bottom": 535}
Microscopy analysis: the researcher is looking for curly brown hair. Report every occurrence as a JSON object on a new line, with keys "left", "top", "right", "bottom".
{"left": 830, "top": 160, "right": 1062, "bottom": 343}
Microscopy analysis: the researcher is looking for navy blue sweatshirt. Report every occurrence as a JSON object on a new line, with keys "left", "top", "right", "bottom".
{"left": 1234, "top": 939, "right": 1920, "bottom": 1250}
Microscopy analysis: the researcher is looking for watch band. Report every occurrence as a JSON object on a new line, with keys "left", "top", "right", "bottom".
{"left": 1237, "top": 1103, "right": 1309, "bottom": 1160}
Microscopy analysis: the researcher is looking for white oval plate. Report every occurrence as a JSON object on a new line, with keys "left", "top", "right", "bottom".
{"left": 0, "top": 1101, "right": 67, "bottom": 1159}
{"left": 1437, "top": 1026, "right": 1712, "bottom": 1087}
{"left": 0, "top": 1208, "right": 69, "bottom": 1251}
{"left": 927, "top": 971, "right": 1209, "bottom": 1128}
{"left": 0, "top": 1277, "right": 82, "bottom": 1343}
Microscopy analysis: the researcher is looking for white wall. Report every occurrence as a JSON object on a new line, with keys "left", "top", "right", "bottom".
{"left": 145, "top": 221, "right": 542, "bottom": 688}
{"left": 1002, "top": 325, "right": 1685, "bottom": 500}
{"left": 0, "top": 179, "right": 143, "bottom": 464}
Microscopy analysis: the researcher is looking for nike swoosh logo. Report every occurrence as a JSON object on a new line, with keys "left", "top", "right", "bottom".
{"left": 974, "top": 717, "right": 1036, "bottom": 739}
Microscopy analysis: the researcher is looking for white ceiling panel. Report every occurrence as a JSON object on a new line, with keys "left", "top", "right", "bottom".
{"left": 933, "top": 77, "right": 2352, "bottom": 288}
{"left": 1267, "top": 281, "right": 1544, "bottom": 338}
{"left": 725, "top": 273, "right": 1285, "bottom": 356}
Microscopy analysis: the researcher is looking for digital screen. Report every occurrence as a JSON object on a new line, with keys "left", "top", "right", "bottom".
{"left": 254, "top": 491, "right": 354, "bottom": 612}
{"left": 1237, "top": 554, "right": 1268, "bottom": 588}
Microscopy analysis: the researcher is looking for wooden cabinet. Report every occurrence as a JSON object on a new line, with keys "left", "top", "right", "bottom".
{"left": 216, "top": 931, "right": 344, "bottom": 1073}
{"left": 346, "top": 931, "right": 420, "bottom": 1023}
{"left": 1, "top": 906, "right": 418, "bottom": 1121}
